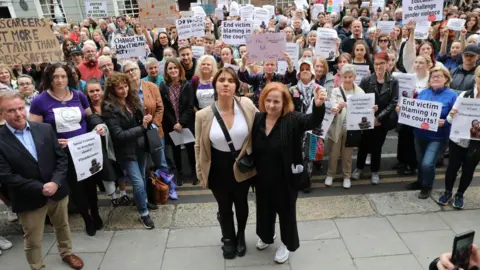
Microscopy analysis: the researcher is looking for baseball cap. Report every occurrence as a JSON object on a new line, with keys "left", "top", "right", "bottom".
{"left": 463, "top": 44, "right": 480, "bottom": 55}
{"left": 70, "top": 45, "right": 82, "bottom": 55}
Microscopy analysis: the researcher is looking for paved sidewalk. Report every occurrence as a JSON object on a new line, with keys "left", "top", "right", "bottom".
{"left": 2, "top": 188, "right": 480, "bottom": 270}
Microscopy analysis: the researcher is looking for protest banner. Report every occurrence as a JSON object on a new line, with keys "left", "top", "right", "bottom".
{"left": 85, "top": 1, "right": 107, "bottom": 18}
{"left": 346, "top": 93, "right": 375, "bottom": 131}
{"left": 245, "top": 32, "right": 286, "bottom": 61}
{"left": 414, "top": 20, "right": 431, "bottom": 39}
{"left": 138, "top": 0, "right": 177, "bottom": 28}
{"left": 176, "top": 16, "right": 205, "bottom": 40}
{"left": 215, "top": 8, "right": 224, "bottom": 20}
{"left": 447, "top": 18, "right": 466, "bottom": 31}
{"left": 192, "top": 45, "right": 205, "bottom": 58}
{"left": 377, "top": 21, "right": 395, "bottom": 34}
{"left": 392, "top": 72, "right": 417, "bottom": 99}
{"left": 0, "top": 18, "right": 62, "bottom": 65}
{"left": 112, "top": 35, "right": 146, "bottom": 59}
{"left": 312, "top": 4, "right": 325, "bottom": 19}
{"left": 240, "top": 6, "right": 254, "bottom": 21}
{"left": 398, "top": 97, "right": 442, "bottom": 131}
{"left": 353, "top": 65, "right": 371, "bottom": 85}
{"left": 450, "top": 98, "right": 480, "bottom": 141}
{"left": 315, "top": 28, "right": 338, "bottom": 61}
{"left": 403, "top": 0, "right": 443, "bottom": 22}
{"left": 277, "top": 43, "right": 299, "bottom": 74}
{"left": 67, "top": 132, "right": 103, "bottom": 181}
{"left": 371, "top": 0, "right": 384, "bottom": 12}
{"left": 222, "top": 21, "right": 253, "bottom": 45}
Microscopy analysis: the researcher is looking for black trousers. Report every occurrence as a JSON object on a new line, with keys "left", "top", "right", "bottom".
{"left": 357, "top": 125, "right": 389, "bottom": 172}
{"left": 165, "top": 138, "right": 196, "bottom": 175}
{"left": 445, "top": 140, "right": 480, "bottom": 194}
{"left": 397, "top": 124, "right": 417, "bottom": 169}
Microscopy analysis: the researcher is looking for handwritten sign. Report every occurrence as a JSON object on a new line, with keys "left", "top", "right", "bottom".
{"left": 262, "top": 5, "right": 275, "bottom": 19}
{"left": 112, "top": 35, "right": 146, "bottom": 59}
{"left": 176, "top": 16, "right": 205, "bottom": 40}
{"left": 399, "top": 97, "right": 442, "bottom": 131}
{"left": 403, "top": 0, "right": 443, "bottom": 22}
{"left": 138, "top": 0, "right": 177, "bottom": 28}
{"left": 371, "top": 0, "right": 384, "bottom": 12}
{"left": 67, "top": 132, "right": 103, "bottom": 181}
{"left": 192, "top": 6, "right": 206, "bottom": 18}
{"left": 85, "top": 1, "right": 107, "bottom": 18}
{"left": 315, "top": 28, "right": 338, "bottom": 61}
{"left": 230, "top": 1, "right": 240, "bottom": 16}
{"left": 451, "top": 98, "right": 480, "bottom": 141}
{"left": 246, "top": 32, "right": 286, "bottom": 61}
{"left": 222, "top": 21, "right": 253, "bottom": 45}
{"left": 0, "top": 18, "right": 62, "bottom": 65}
{"left": 215, "top": 8, "right": 224, "bottom": 20}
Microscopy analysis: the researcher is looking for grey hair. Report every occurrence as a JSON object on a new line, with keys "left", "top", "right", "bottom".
{"left": 145, "top": 57, "right": 159, "bottom": 68}
{"left": 82, "top": 42, "right": 97, "bottom": 52}
{"left": 122, "top": 61, "right": 139, "bottom": 72}
{"left": 98, "top": 55, "right": 112, "bottom": 63}
{"left": 107, "top": 23, "right": 116, "bottom": 31}
{"left": 341, "top": 64, "right": 357, "bottom": 76}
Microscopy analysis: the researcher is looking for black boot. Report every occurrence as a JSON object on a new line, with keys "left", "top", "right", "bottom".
{"left": 219, "top": 212, "right": 236, "bottom": 259}
{"left": 217, "top": 212, "right": 225, "bottom": 243}
{"left": 83, "top": 214, "right": 96, "bottom": 236}
{"left": 91, "top": 209, "right": 103, "bottom": 230}
{"left": 236, "top": 211, "right": 248, "bottom": 257}
{"left": 176, "top": 172, "right": 184, "bottom": 187}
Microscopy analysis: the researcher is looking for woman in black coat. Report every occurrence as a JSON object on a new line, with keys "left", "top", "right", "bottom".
{"left": 252, "top": 82, "right": 326, "bottom": 264}
{"left": 159, "top": 58, "right": 197, "bottom": 186}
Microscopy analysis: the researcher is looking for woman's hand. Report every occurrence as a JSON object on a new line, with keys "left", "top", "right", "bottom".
{"left": 314, "top": 86, "right": 327, "bottom": 107}
{"left": 331, "top": 107, "right": 339, "bottom": 115}
{"left": 58, "top": 139, "right": 68, "bottom": 148}
{"left": 95, "top": 125, "right": 105, "bottom": 136}
{"left": 449, "top": 109, "right": 458, "bottom": 117}
{"left": 373, "top": 105, "right": 378, "bottom": 112}
{"left": 241, "top": 52, "right": 248, "bottom": 69}
{"left": 436, "top": 244, "right": 480, "bottom": 270}
{"left": 173, "top": 123, "right": 183, "bottom": 133}
{"left": 438, "top": 119, "right": 445, "bottom": 127}
{"left": 374, "top": 118, "right": 382, "bottom": 127}
{"left": 143, "top": 114, "right": 152, "bottom": 129}
{"left": 395, "top": 105, "right": 400, "bottom": 112}
{"left": 337, "top": 102, "right": 346, "bottom": 110}
{"left": 406, "top": 20, "right": 416, "bottom": 30}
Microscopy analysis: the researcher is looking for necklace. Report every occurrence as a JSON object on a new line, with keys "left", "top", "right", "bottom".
{"left": 48, "top": 89, "right": 70, "bottom": 105}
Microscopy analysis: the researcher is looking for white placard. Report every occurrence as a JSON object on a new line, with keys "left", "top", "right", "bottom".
{"left": 262, "top": 5, "right": 275, "bottom": 19}
{"left": 176, "top": 16, "right": 205, "bottom": 40}
{"left": 192, "top": 46, "right": 205, "bottom": 58}
{"left": 451, "top": 98, "right": 480, "bottom": 141}
{"left": 159, "top": 61, "right": 165, "bottom": 76}
{"left": 294, "top": 0, "right": 308, "bottom": 9}
{"left": 67, "top": 132, "right": 103, "bottom": 181}
{"left": 112, "top": 35, "right": 146, "bottom": 59}
{"left": 230, "top": 1, "right": 240, "bottom": 16}
{"left": 327, "top": 0, "right": 342, "bottom": 13}
{"left": 277, "top": 43, "right": 299, "bottom": 74}
{"left": 240, "top": 5, "right": 254, "bottom": 21}
{"left": 217, "top": 0, "right": 229, "bottom": 10}
{"left": 192, "top": 6, "right": 206, "bottom": 18}
{"left": 254, "top": 7, "right": 269, "bottom": 27}
{"left": 346, "top": 93, "right": 376, "bottom": 131}
{"left": 169, "top": 128, "right": 195, "bottom": 146}
{"left": 222, "top": 21, "right": 253, "bottom": 45}
{"left": 414, "top": 20, "right": 431, "bottom": 40}
{"left": 403, "top": 0, "right": 443, "bottom": 23}
{"left": 246, "top": 32, "right": 286, "bottom": 61}
{"left": 315, "top": 28, "right": 338, "bottom": 61}
{"left": 360, "top": 1, "right": 370, "bottom": 7}
{"left": 371, "top": 0, "right": 384, "bottom": 12}
{"left": 224, "top": 63, "right": 240, "bottom": 71}
{"left": 154, "top": 28, "right": 167, "bottom": 34}
{"left": 190, "top": 2, "right": 200, "bottom": 7}
{"left": 85, "top": 1, "right": 107, "bottom": 18}
{"left": 354, "top": 65, "right": 371, "bottom": 85}
{"left": 180, "top": 11, "right": 194, "bottom": 17}
{"left": 398, "top": 97, "right": 442, "bottom": 131}
{"left": 277, "top": 61, "right": 288, "bottom": 75}
{"left": 312, "top": 4, "right": 325, "bottom": 19}
{"left": 447, "top": 18, "right": 466, "bottom": 31}
{"left": 392, "top": 72, "right": 417, "bottom": 99}
{"left": 319, "top": 101, "right": 335, "bottom": 139}
{"left": 215, "top": 8, "right": 224, "bottom": 20}
{"left": 377, "top": 21, "right": 395, "bottom": 34}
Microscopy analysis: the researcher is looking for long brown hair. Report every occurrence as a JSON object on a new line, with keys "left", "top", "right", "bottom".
{"left": 102, "top": 72, "right": 141, "bottom": 112}
{"left": 164, "top": 58, "right": 186, "bottom": 84}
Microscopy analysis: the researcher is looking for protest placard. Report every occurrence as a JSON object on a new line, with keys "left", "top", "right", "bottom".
{"left": 353, "top": 65, "right": 371, "bottom": 85}
{"left": 326, "top": 0, "right": 342, "bottom": 13}
{"left": 398, "top": 97, "right": 442, "bottom": 131}
{"left": 180, "top": 11, "right": 194, "bottom": 17}
{"left": 176, "top": 16, "right": 205, "bottom": 40}
{"left": 294, "top": 0, "right": 309, "bottom": 9}
{"left": 254, "top": 7, "right": 269, "bottom": 28}
{"left": 447, "top": 18, "right": 466, "bottom": 31}
{"left": 138, "top": 0, "right": 177, "bottom": 28}
{"left": 377, "top": 21, "right": 395, "bottom": 34}
{"left": 222, "top": 21, "right": 253, "bottom": 45}
{"left": 0, "top": 18, "right": 63, "bottom": 65}
{"left": 371, "top": 0, "right": 384, "bottom": 12}
{"left": 315, "top": 28, "right": 338, "bottom": 61}
{"left": 450, "top": 98, "right": 480, "bottom": 141}
{"left": 263, "top": 5, "right": 275, "bottom": 19}
{"left": 318, "top": 101, "right": 335, "bottom": 139}
{"left": 277, "top": 43, "right": 299, "bottom": 74}
{"left": 85, "top": 1, "right": 107, "bottom": 18}
{"left": 192, "top": 6, "right": 207, "bottom": 18}
{"left": 217, "top": 0, "right": 230, "bottom": 10}
{"left": 392, "top": 72, "right": 417, "bottom": 99}
{"left": 240, "top": 6, "right": 254, "bottom": 21}
{"left": 67, "top": 132, "right": 103, "bottom": 181}
{"left": 403, "top": 0, "right": 443, "bottom": 23}
{"left": 246, "top": 32, "right": 286, "bottom": 61}
{"left": 360, "top": 2, "right": 370, "bottom": 8}
{"left": 230, "top": 1, "right": 240, "bottom": 16}
{"left": 346, "top": 93, "right": 375, "bottom": 131}
{"left": 112, "top": 35, "right": 146, "bottom": 59}
{"left": 215, "top": 8, "right": 224, "bottom": 20}
{"left": 192, "top": 45, "right": 205, "bottom": 58}
{"left": 312, "top": 4, "right": 325, "bottom": 19}
{"left": 414, "top": 20, "right": 431, "bottom": 40}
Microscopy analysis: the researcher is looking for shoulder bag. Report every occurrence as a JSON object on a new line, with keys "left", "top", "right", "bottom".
{"left": 339, "top": 87, "right": 362, "bottom": 147}
{"left": 211, "top": 103, "right": 255, "bottom": 173}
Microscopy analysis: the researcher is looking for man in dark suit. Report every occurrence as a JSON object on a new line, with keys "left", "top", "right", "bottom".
{"left": 0, "top": 91, "right": 84, "bottom": 270}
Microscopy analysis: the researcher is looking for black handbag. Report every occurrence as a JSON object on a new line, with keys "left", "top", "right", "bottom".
{"left": 145, "top": 124, "right": 163, "bottom": 154}
{"left": 339, "top": 86, "right": 362, "bottom": 147}
{"left": 211, "top": 103, "right": 255, "bottom": 173}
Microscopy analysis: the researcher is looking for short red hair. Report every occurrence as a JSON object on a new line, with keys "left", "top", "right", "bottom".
{"left": 259, "top": 82, "right": 294, "bottom": 117}
{"left": 374, "top": 51, "right": 389, "bottom": 62}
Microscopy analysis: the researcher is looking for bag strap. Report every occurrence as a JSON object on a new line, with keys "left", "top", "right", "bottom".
{"left": 339, "top": 86, "right": 347, "bottom": 102}
{"left": 211, "top": 103, "right": 237, "bottom": 155}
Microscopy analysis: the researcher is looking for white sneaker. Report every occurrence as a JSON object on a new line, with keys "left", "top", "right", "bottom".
{"left": 274, "top": 243, "right": 290, "bottom": 264}
{"left": 343, "top": 178, "right": 351, "bottom": 189}
{"left": 7, "top": 207, "right": 18, "bottom": 222}
{"left": 0, "top": 236, "right": 12, "bottom": 250}
{"left": 365, "top": 154, "right": 371, "bottom": 165}
{"left": 324, "top": 176, "right": 333, "bottom": 187}
{"left": 371, "top": 173, "right": 380, "bottom": 185}
{"left": 352, "top": 169, "right": 362, "bottom": 180}
{"left": 256, "top": 233, "right": 276, "bottom": 250}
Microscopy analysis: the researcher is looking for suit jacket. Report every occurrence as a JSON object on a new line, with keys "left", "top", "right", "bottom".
{"left": 194, "top": 97, "right": 257, "bottom": 187}
{"left": 142, "top": 81, "right": 165, "bottom": 138}
{"left": 0, "top": 122, "right": 69, "bottom": 213}
{"left": 159, "top": 81, "right": 195, "bottom": 136}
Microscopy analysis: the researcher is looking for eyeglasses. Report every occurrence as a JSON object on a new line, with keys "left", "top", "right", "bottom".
{"left": 18, "top": 82, "right": 32, "bottom": 87}
{"left": 124, "top": 67, "right": 138, "bottom": 73}
{"left": 374, "top": 62, "right": 386, "bottom": 66}
{"left": 431, "top": 75, "right": 445, "bottom": 80}
{"left": 378, "top": 39, "right": 389, "bottom": 43}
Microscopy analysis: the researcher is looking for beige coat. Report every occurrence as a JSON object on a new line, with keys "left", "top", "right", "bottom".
{"left": 327, "top": 83, "right": 365, "bottom": 143}
{"left": 194, "top": 96, "right": 257, "bottom": 187}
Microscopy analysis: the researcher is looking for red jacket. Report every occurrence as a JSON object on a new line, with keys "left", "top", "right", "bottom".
{"left": 77, "top": 61, "right": 102, "bottom": 80}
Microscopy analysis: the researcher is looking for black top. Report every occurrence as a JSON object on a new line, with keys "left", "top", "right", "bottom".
{"left": 184, "top": 58, "right": 197, "bottom": 81}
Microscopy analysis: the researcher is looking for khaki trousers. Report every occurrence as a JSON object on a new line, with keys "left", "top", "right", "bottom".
{"left": 17, "top": 196, "right": 72, "bottom": 270}
{"left": 327, "top": 130, "right": 355, "bottom": 179}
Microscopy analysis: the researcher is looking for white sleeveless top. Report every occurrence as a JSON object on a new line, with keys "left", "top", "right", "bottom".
{"left": 209, "top": 100, "right": 248, "bottom": 152}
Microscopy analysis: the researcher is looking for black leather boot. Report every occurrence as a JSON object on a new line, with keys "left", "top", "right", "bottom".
{"left": 91, "top": 209, "right": 103, "bottom": 230}
{"left": 236, "top": 211, "right": 248, "bottom": 257}
{"left": 219, "top": 212, "right": 236, "bottom": 259}
{"left": 217, "top": 212, "right": 225, "bottom": 243}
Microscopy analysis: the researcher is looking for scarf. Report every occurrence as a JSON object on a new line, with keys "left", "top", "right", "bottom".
{"left": 24, "top": 91, "right": 38, "bottom": 106}
{"left": 297, "top": 80, "right": 316, "bottom": 113}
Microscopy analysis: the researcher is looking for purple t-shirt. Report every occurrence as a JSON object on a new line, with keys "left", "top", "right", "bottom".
{"left": 30, "top": 90, "right": 90, "bottom": 139}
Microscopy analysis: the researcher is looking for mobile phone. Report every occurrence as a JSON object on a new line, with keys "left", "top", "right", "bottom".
{"left": 451, "top": 230, "right": 475, "bottom": 270}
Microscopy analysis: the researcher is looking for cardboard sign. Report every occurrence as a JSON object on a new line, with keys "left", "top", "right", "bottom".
{"left": 246, "top": 32, "right": 286, "bottom": 61}
{"left": 192, "top": 45, "right": 205, "bottom": 58}
{"left": 112, "top": 35, "right": 146, "bottom": 59}
{"left": 230, "top": 1, "right": 240, "bottom": 16}
{"left": 67, "top": 132, "right": 103, "bottom": 181}
{"left": 315, "top": 28, "right": 338, "bottom": 61}
{"left": 176, "top": 16, "right": 205, "bottom": 40}
{"left": 403, "top": 0, "right": 443, "bottom": 23}
{"left": 192, "top": 6, "right": 207, "bottom": 18}
{"left": 85, "top": 1, "right": 107, "bottom": 18}
{"left": 138, "top": 0, "right": 177, "bottom": 28}
{"left": 346, "top": 93, "right": 376, "bottom": 131}
{"left": 398, "top": 97, "right": 442, "bottom": 131}
{"left": 0, "top": 18, "right": 63, "bottom": 65}
{"left": 222, "top": 21, "right": 253, "bottom": 45}
{"left": 451, "top": 98, "right": 480, "bottom": 141}
{"left": 277, "top": 43, "right": 299, "bottom": 75}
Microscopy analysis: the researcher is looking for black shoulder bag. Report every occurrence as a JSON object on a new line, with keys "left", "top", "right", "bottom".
{"left": 211, "top": 103, "right": 255, "bottom": 173}
{"left": 339, "top": 87, "right": 362, "bottom": 147}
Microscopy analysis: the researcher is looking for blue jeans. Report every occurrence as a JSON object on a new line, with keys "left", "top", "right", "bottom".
{"left": 150, "top": 138, "right": 170, "bottom": 173}
{"left": 414, "top": 137, "right": 446, "bottom": 189}
{"left": 120, "top": 148, "right": 149, "bottom": 216}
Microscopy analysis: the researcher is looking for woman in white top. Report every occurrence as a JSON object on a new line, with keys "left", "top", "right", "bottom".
{"left": 192, "top": 55, "right": 218, "bottom": 110}
{"left": 195, "top": 67, "right": 257, "bottom": 259}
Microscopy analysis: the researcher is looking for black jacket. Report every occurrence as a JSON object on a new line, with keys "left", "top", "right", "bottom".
{"left": 102, "top": 102, "right": 145, "bottom": 161}
{"left": 0, "top": 122, "right": 69, "bottom": 213}
{"left": 160, "top": 81, "right": 195, "bottom": 136}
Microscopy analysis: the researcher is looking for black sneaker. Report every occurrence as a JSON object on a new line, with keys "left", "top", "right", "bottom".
{"left": 119, "top": 195, "right": 132, "bottom": 206}
{"left": 147, "top": 202, "right": 159, "bottom": 210}
{"left": 405, "top": 181, "right": 423, "bottom": 190}
{"left": 418, "top": 188, "right": 432, "bottom": 199}
{"left": 140, "top": 215, "right": 155, "bottom": 229}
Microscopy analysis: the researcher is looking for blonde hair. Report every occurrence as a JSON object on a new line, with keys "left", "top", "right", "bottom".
{"left": 427, "top": 66, "right": 452, "bottom": 88}
{"left": 312, "top": 56, "right": 329, "bottom": 75}
{"left": 194, "top": 55, "right": 218, "bottom": 79}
